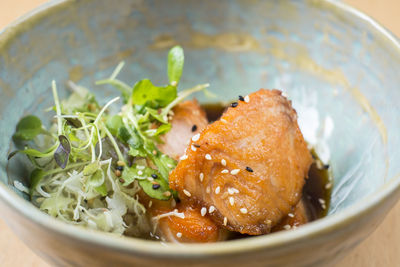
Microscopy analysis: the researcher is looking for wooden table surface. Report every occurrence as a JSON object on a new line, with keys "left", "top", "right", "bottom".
{"left": 0, "top": 0, "right": 399, "bottom": 266}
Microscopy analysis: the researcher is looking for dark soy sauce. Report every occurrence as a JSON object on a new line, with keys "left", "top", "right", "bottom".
{"left": 202, "top": 103, "right": 332, "bottom": 223}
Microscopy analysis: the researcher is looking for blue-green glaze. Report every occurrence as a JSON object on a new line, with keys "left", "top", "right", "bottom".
{"left": 0, "top": 0, "right": 400, "bottom": 266}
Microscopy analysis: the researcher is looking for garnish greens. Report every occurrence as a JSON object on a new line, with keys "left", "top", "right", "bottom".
{"left": 9, "top": 46, "right": 210, "bottom": 236}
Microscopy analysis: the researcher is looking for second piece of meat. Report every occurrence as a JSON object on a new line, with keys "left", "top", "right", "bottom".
{"left": 148, "top": 99, "right": 226, "bottom": 243}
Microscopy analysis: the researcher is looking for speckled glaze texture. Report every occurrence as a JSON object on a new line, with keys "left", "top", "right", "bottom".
{"left": 1, "top": 0, "right": 400, "bottom": 266}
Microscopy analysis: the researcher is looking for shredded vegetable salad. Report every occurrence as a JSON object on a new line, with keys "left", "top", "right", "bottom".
{"left": 9, "top": 46, "right": 211, "bottom": 236}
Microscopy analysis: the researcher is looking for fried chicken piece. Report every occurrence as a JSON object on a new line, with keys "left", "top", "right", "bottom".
{"left": 169, "top": 89, "right": 312, "bottom": 235}
{"left": 152, "top": 203, "right": 228, "bottom": 243}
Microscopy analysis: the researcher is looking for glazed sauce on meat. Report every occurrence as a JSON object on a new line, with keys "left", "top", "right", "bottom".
{"left": 202, "top": 103, "right": 332, "bottom": 222}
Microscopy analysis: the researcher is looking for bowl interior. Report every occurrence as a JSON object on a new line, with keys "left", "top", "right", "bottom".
{"left": 1, "top": 0, "right": 400, "bottom": 227}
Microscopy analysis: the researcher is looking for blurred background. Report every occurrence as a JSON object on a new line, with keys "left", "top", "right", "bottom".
{"left": 0, "top": 0, "right": 399, "bottom": 266}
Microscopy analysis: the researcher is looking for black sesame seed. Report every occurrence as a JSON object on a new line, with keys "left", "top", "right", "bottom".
{"left": 231, "top": 102, "right": 238, "bottom": 108}
{"left": 116, "top": 166, "right": 124, "bottom": 171}
{"left": 245, "top": 166, "right": 254, "bottom": 172}
{"left": 238, "top": 95, "right": 245, "bottom": 101}
{"left": 84, "top": 199, "right": 88, "bottom": 203}
{"left": 152, "top": 184, "right": 161, "bottom": 189}
{"left": 323, "top": 164, "right": 330, "bottom": 169}
{"left": 151, "top": 173, "right": 158, "bottom": 179}
{"left": 191, "top": 124, "right": 197, "bottom": 132}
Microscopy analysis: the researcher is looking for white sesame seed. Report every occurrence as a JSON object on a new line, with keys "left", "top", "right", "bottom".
{"left": 137, "top": 170, "right": 143, "bottom": 175}
{"left": 221, "top": 159, "right": 227, "bottom": 166}
{"left": 228, "top": 188, "right": 235, "bottom": 195}
{"left": 221, "top": 169, "right": 229, "bottom": 174}
{"left": 191, "top": 145, "right": 197, "bottom": 152}
{"left": 199, "top": 173, "right": 204, "bottom": 182}
{"left": 201, "top": 207, "right": 207, "bottom": 216}
{"left": 205, "top": 154, "right": 212, "bottom": 160}
{"left": 283, "top": 224, "right": 291, "bottom": 230}
{"left": 318, "top": 198, "right": 326, "bottom": 204}
{"left": 176, "top": 232, "right": 182, "bottom": 238}
{"left": 240, "top": 208, "right": 248, "bottom": 214}
{"left": 148, "top": 201, "right": 153, "bottom": 208}
{"left": 244, "top": 95, "right": 250, "bottom": 103}
{"left": 180, "top": 154, "right": 188, "bottom": 161}
{"left": 147, "top": 177, "right": 154, "bottom": 182}
{"left": 192, "top": 133, "right": 200, "bottom": 142}
{"left": 215, "top": 186, "right": 220, "bottom": 194}
{"left": 223, "top": 217, "right": 227, "bottom": 226}
{"left": 221, "top": 119, "right": 228, "bottom": 123}
{"left": 183, "top": 189, "right": 191, "bottom": 197}
{"left": 231, "top": 169, "right": 240, "bottom": 175}
{"left": 231, "top": 188, "right": 239, "bottom": 194}
{"left": 167, "top": 163, "right": 174, "bottom": 168}
{"left": 206, "top": 186, "right": 210, "bottom": 194}
{"left": 325, "top": 182, "right": 332, "bottom": 189}
{"left": 288, "top": 213, "right": 294, "bottom": 218}
{"left": 229, "top": 197, "right": 235, "bottom": 206}
{"left": 209, "top": 206, "right": 215, "bottom": 213}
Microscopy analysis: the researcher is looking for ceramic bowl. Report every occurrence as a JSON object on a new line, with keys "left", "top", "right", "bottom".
{"left": 1, "top": 0, "right": 400, "bottom": 266}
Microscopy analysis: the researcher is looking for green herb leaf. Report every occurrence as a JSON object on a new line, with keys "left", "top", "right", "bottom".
{"left": 146, "top": 124, "right": 172, "bottom": 137}
{"left": 145, "top": 107, "right": 168, "bottom": 124}
{"left": 128, "top": 147, "right": 147, "bottom": 158}
{"left": 95, "top": 182, "right": 108, "bottom": 197}
{"left": 131, "top": 79, "right": 177, "bottom": 107}
{"left": 22, "top": 149, "right": 52, "bottom": 158}
{"left": 54, "top": 135, "right": 71, "bottom": 169}
{"left": 167, "top": 45, "right": 184, "bottom": 86}
{"left": 88, "top": 169, "right": 105, "bottom": 188}
{"left": 116, "top": 126, "right": 131, "bottom": 143}
{"left": 30, "top": 169, "right": 46, "bottom": 196}
{"left": 154, "top": 124, "right": 172, "bottom": 136}
{"left": 18, "top": 144, "right": 58, "bottom": 158}
{"left": 106, "top": 115, "right": 123, "bottom": 136}
{"left": 121, "top": 165, "right": 153, "bottom": 186}
{"left": 117, "top": 126, "right": 142, "bottom": 150}
{"left": 13, "top": 115, "right": 42, "bottom": 141}
{"left": 151, "top": 153, "right": 176, "bottom": 184}
{"left": 138, "top": 178, "right": 171, "bottom": 201}
{"left": 83, "top": 161, "right": 100, "bottom": 176}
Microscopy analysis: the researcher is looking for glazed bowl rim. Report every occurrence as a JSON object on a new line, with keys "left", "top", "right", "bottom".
{"left": 0, "top": 0, "right": 399, "bottom": 258}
